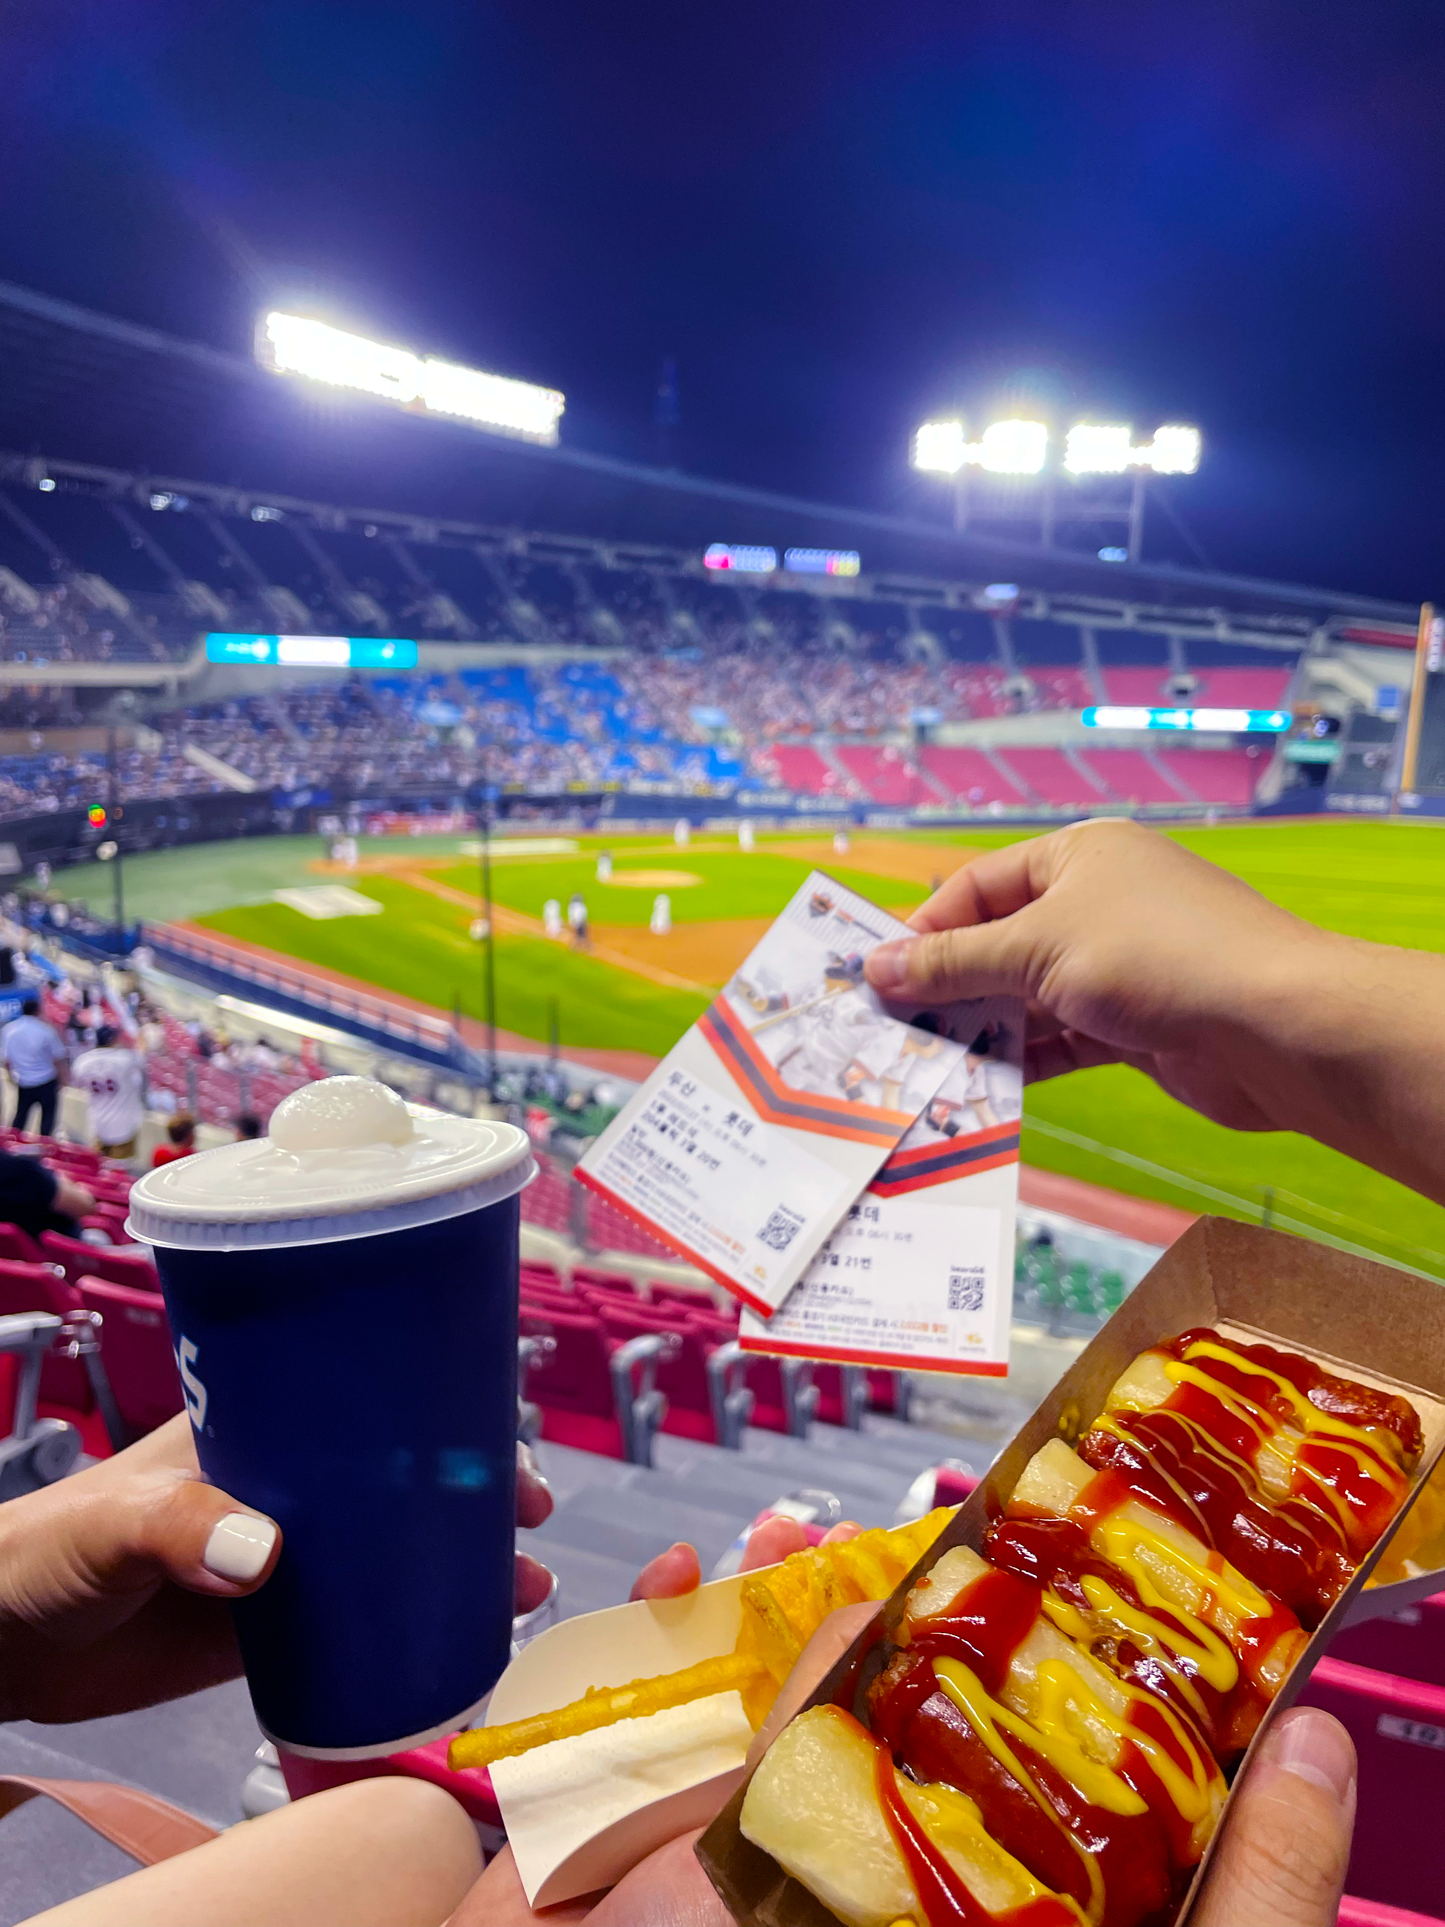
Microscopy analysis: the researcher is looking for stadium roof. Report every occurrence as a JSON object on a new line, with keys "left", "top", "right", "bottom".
{"left": 0, "top": 280, "right": 1418, "bottom": 630}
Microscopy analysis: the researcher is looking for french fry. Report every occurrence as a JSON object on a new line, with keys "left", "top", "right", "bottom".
{"left": 448, "top": 1652, "right": 767, "bottom": 1769}
{"left": 448, "top": 1508, "right": 953, "bottom": 1772}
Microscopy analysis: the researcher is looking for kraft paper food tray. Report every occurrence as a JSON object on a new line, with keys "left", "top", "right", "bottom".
{"left": 696, "top": 1215, "right": 1445, "bottom": 1927}
{"left": 483, "top": 1567, "right": 759, "bottom": 1907}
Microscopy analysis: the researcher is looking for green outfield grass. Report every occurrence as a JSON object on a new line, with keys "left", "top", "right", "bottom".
{"left": 61, "top": 819, "right": 1445, "bottom": 1274}
{"left": 430, "top": 847, "right": 926, "bottom": 926}
{"left": 197, "top": 875, "right": 708, "bottom": 1060}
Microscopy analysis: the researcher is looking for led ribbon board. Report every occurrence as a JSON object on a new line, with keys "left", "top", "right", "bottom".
{"left": 703, "top": 544, "right": 777, "bottom": 573}
{"left": 205, "top": 634, "right": 419, "bottom": 669}
{"left": 1082, "top": 705, "right": 1291, "bottom": 732}
{"left": 783, "top": 548, "right": 861, "bottom": 577}
{"left": 258, "top": 313, "right": 565, "bottom": 446}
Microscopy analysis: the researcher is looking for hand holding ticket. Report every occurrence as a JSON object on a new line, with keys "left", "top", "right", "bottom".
{"left": 577, "top": 870, "right": 1024, "bottom": 1375}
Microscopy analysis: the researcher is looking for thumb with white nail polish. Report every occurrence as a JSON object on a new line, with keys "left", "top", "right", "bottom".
{"left": 203, "top": 1511, "right": 279, "bottom": 1583}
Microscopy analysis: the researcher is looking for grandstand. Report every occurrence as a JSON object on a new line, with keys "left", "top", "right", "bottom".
{"left": 0, "top": 443, "right": 1414, "bottom": 843}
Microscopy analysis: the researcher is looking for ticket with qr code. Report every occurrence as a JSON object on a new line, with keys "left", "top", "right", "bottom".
{"left": 576, "top": 871, "right": 977, "bottom": 1316}
{"left": 738, "top": 998, "right": 1023, "bottom": 1374}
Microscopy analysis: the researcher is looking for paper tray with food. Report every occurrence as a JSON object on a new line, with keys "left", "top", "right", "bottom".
{"left": 696, "top": 1217, "right": 1445, "bottom": 1927}
{"left": 449, "top": 1509, "right": 958, "bottom": 1908}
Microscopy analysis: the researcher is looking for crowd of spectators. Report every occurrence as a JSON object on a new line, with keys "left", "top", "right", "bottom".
{"left": 0, "top": 645, "right": 1097, "bottom": 820}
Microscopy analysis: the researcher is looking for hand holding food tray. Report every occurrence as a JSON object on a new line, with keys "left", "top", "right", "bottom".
{"left": 696, "top": 1218, "right": 1445, "bottom": 1927}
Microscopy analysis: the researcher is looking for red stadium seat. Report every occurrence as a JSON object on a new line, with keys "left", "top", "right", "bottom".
{"left": 598, "top": 1302, "right": 719, "bottom": 1443}
{"left": 0, "top": 1256, "right": 90, "bottom": 1414}
{"left": 650, "top": 1281, "right": 720, "bottom": 1315}
{"left": 0, "top": 1222, "right": 45, "bottom": 1266}
{"left": 572, "top": 1266, "right": 636, "bottom": 1298}
{"left": 1299, "top": 1656, "right": 1445, "bottom": 1917}
{"left": 518, "top": 1306, "right": 625, "bottom": 1457}
{"left": 76, "top": 1278, "right": 184, "bottom": 1439}
{"left": 40, "top": 1232, "right": 158, "bottom": 1291}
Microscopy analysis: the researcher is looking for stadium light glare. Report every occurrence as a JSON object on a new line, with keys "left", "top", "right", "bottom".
{"left": 1066, "top": 421, "right": 1202, "bottom": 475}
{"left": 911, "top": 417, "right": 1047, "bottom": 477}
{"left": 258, "top": 312, "right": 565, "bottom": 446}
{"left": 1065, "top": 424, "right": 1133, "bottom": 474}
{"left": 975, "top": 418, "right": 1048, "bottom": 475}
{"left": 1098, "top": 546, "right": 1128, "bottom": 563}
{"left": 1145, "top": 424, "right": 1202, "bottom": 474}
{"left": 37, "top": 477, "right": 55, "bottom": 493}
{"left": 912, "top": 419, "right": 967, "bottom": 475}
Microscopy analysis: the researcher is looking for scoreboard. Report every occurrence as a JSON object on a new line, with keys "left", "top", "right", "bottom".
{"left": 205, "top": 634, "right": 418, "bottom": 668}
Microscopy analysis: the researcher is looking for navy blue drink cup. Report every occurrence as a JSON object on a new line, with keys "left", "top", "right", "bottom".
{"left": 127, "top": 1078, "right": 535, "bottom": 1757}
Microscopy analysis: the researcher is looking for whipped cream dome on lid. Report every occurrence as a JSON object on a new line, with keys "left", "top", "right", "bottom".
{"left": 127, "top": 1077, "right": 535, "bottom": 1251}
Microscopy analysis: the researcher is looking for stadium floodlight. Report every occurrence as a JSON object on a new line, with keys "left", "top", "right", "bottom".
{"left": 1065, "top": 424, "right": 1133, "bottom": 474}
{"left": 981, "top": 582, "right": 1020, "bottom": 605}
{"left": 1098, "top": 546, "right": 1128, "bottom": 563}
{"left": 912, "top": 417, "right": 1047, "bottom": 477}
{"left": 912, "top": 419, "right": 968, "bottom": 474}
{"left": 37, "top": 477, "right": 55, "bottom": 493}
{"left": 1065, "top": 421, "right": 1202, "bottom": 475}
{"left": 1144, "top": 424, "right": 1202, "bottom": 474}
{"left": 974, "top": 419, "right": 1048, "bottom": 475}
{"left": 258, "top": 312, "right": 565, "bottom": 446}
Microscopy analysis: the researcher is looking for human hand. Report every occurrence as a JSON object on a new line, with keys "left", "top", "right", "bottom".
{"left": 865, "top": 820, "right": 1338, "bottom": 1134}
{"left": 1194, "top": 1705, "right": 1355, "bottom": 1927}
{"left": 54, "top": 1173, "right": 97, "bottom": 1218}
{"left": 455, "top": 1515, "right": 863, "bottom": 1926}
{"left": 0, "top": 1415, "right": 557, "bottom": 1723}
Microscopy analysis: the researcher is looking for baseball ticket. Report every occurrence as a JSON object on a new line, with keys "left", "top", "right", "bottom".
{"left": 576, "top": 871, "right": 974, "bottom": 1316}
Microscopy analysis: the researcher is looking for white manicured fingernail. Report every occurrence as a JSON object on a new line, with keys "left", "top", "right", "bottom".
{"left": 203, "top": 1512, "right": 277, "bottom": 1582}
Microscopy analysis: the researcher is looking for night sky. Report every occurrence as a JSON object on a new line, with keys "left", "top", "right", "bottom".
{"left": 5, "top": 2, "right": 1445, "bottom": 601}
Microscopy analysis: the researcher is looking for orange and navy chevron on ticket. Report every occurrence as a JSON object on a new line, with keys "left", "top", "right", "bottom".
{"left": 698, "top": 998, "right": 914, "bottom": 1149}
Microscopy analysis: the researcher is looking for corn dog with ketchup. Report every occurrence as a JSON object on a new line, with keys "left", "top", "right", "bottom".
{"left": 740, "top": 1330, "right": 1423, "bottom": 1927}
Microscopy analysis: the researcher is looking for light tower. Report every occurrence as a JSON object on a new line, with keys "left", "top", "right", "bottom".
{"left": 911, "top": 415, "right": 1201, "bottom": 560}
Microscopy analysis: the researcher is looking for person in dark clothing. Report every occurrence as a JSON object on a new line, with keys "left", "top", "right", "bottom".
{"left": 0, "top": 1146, "right": 95, "bottom": 1240}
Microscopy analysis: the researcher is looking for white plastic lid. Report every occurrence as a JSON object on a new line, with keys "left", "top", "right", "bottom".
{"left": 127, "top": 1076, "right": 535, "bottom": 1252}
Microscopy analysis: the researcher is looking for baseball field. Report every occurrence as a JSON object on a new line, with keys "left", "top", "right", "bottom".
{"left": 81, "top": 817, "right": 1445, "bottom": 1277}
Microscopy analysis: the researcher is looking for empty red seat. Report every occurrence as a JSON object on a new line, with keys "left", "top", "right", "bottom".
{"left": 738, "top": 1352, "right": 799, "bottom": 1434}
{"left": 76, "top": 1278, "right": 184, "bottom": 1438}
{"left": 599, "top": 1302, "right": 719, "bottom": 1444}
{"left": 1299, "top": 1656, "right": 1445, "bottom": 1917}
{"left": 82, "top": 1205, "right": 131, "bottom": 1244}
{"left": 0, "top": 1222, "right": 44, "bottom": 1266}
{"left": 0, "top": 1256, "right": 89, "bottom": 1412}
{"left": 572, "top": 1266, "right": 636, "bottom": 1298}
{"left": 40, "top": 1232, "right": 158, "bottom": 1291}
{"left": 518, "top": 1306, "right": 624, "bottom": 1457}
{"left": 651, "top": 1282, "right": 719, "bottom": 1315}
{"left": 519, "top": 1262, "right": 565, "bottom": 1289}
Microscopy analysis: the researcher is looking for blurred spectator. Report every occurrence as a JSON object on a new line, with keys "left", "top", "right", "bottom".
{"left": 152, "top": 1113, "right": 197, "bottom": 1168}
{"left": 72, "top": 1022, "right": 145, "bottom": 1158}
{"left": 0, "top": 1147, "right": 93, "bottom": 1239}
{"left": 2, "top": 995, "right": 67, "bottom": 1136}
{"left": 235, "top": 1112, "right": 262, "bottom": 1141}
